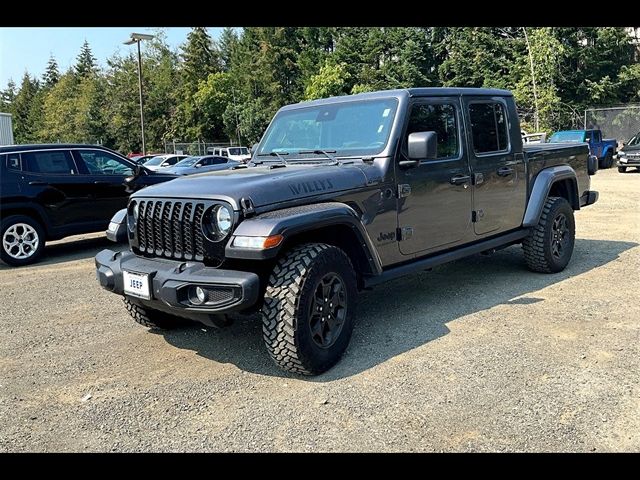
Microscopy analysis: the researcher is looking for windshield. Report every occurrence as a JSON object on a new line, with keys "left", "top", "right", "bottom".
{"left": 627, "top": 132, "right": 640, "bottom": 146}
{"left": 174, "top": 156, "right": 201, "bottom": 167}
{"left": 144, "top": 156, "right": 167, "bottom": 166}
{"left": 258, "top": 98, "right": 398, "bottom": 158}
{"left": 549, "top": 131, "right": 585, "bottom": 143}
{"left": 228, "top": 147, "right": 249, "bottom": 156}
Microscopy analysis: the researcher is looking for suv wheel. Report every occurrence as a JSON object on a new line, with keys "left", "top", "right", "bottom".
{"left": 618, "top": 165, "right": 627, "bottom": 173}
{"left": 262, "top": 243, "right": 357, "bottom": 375}
{"left": 522, "top": 196, "right": 575, "bottom": 273}
{"left": 1, "top": 215, "right": 46, "bottom": 266}
{"left": 123, "top": 297, "right": 184, "bottom": 330}
{"left": 604, "top": 151, "right": 614, "bottom": 168}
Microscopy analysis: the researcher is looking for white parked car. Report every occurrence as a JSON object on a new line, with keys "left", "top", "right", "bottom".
{"left": 210, "top": 146, "right": 251, "bottom": 163}
{"left": 142, "top": 154, "right": 188, "bottom": 171}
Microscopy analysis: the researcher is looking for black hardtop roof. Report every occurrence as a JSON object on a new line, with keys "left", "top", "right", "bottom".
{"left": 0, "top": 143, "right": 117, "bottom": 154}
{"left": 282, "top": 87, "right": 513, "bottom": 111}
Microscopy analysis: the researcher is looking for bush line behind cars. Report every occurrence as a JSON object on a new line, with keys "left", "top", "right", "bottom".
{"left": 96, "top": 87, "right": 599, "bottom": 375}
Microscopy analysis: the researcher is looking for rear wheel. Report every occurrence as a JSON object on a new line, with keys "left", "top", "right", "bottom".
{"left": 604, "top": 151, "right": 614, "bottom": 168}
{"left": 123, "top": 297, "right": 184, "bottom": 330}
{"left": 618, "top": 166, "right": 627, "bottom": 173}
{"left": 522, "top": 196, "right": 575, "bottom": 273}
{"left": 262, "top": 243, "right": 357, "bottom": 375}
{"left": 1, "top": 215, "right": 46, "bottom": 266}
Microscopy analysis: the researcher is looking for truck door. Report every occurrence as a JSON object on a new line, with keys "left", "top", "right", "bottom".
{"left": 463, "top": 97, "right": 527, "bottom": 235}
{"left": 397, "top": 97, "right": 473, "bottom": 255}
{"left": 589, "top": 130, "right": 603, "bottom": 158}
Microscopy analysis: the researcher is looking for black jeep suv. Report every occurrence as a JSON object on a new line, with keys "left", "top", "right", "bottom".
{"left": 1, "top": 144, "right": 175, "bottom": 266}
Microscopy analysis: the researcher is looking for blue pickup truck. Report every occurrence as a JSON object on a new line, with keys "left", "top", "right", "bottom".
{"left": 548, "top": 129, "right": 617, "bottom": 169}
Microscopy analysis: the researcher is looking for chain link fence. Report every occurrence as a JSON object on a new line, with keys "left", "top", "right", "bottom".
{"left": 163, "top": 141, "right": 240, "bottom": 156}
{"left": 584, "top": 105, "right": 640, "bottom": 147}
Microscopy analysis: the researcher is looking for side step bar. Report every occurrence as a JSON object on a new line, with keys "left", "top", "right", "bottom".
{"left": 363, "top": 229, "right": 529, "bottom": 288}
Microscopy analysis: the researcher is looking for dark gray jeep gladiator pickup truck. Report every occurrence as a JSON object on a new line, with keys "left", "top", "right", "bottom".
{"left": 96, "top": 88, "right": 599, "bottom": 375}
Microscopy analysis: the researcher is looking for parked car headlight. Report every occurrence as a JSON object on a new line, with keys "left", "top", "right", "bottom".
{"left": 203, "top": 204, "right": 233, "bottom": 241}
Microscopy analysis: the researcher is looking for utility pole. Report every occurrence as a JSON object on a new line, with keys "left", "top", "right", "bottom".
{"left": 232, "top": 87, "right": 241, "bottom": 146}
{"left": 124, "top": 33, "right": 155, "bottom": 154}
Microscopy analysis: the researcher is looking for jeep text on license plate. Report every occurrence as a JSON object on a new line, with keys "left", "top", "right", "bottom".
{"left": 123, "top": 270, "right": 151, "bottom": 300}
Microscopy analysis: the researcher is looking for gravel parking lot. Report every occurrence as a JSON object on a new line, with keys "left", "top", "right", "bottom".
{"left": 1, "top": 168, "right": 638, "bottom": 452}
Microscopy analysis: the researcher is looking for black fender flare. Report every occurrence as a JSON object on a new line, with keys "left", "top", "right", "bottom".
{"left": 225, "top": 202, "right": 383, "bottom": 275}
{"left": 522, "top": 165, "right": 579, "bottom": 227}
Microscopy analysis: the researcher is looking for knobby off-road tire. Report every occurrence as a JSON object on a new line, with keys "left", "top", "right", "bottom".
{"left": 522, "top": 196, "right": 575, "bottom": 273}
{"left": 618, "top": 166, "right": 627, "bottom": 173}
{"left": 123, "top": 297, "right": 182, "bottom": 330}
{"left": 262, "top": 243, "right": 357, "bottom": 375}
{"left": 0, "top": 215, "right": 46, "bottom": 267}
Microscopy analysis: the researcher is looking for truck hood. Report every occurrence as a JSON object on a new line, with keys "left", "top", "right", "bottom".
{"left": 131, "top": 162, "right": 377, "bottom": 209}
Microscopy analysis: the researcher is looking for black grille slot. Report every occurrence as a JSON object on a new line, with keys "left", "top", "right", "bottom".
{"left": 133, "top": 199, "right": 226, "bottom": 263}
{"left": 193, "top": 204, "right": 205, "bottom": 260}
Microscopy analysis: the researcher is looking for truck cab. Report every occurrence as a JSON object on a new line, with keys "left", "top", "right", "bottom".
{"left": 96, "top": 88, "right": 598, "bottom": 375}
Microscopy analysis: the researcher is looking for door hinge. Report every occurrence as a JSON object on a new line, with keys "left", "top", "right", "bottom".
{"left": 396, "top": 226, "right": 413, "bottom": 241}
{"left": 397, "top": 184, "right": 411, "bottom": 198}
{"left": 472, "top": 210, "right": 484, "bottom": 222}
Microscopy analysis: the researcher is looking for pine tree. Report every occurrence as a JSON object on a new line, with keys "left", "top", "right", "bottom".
{"left": 12, "top": 72, "right": 40, "bottom": 143}
{"left": 75, "top": 40, "right": 97, "bottom": 78}
{"left": 43, "top": 55, "right": 60, "bottom": 88}
{"left": 1, "top": 79, "right": 17, "bottom": 110}
{"left": 218, "top": 27, "right": 239, "bottom": 72}
{"left": 181, "top": 27, "right": 219, "bottom": 90}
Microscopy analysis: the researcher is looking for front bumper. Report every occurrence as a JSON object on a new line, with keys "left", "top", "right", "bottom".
{"left": 618, "top": 157, "right": 640, "bottom": 167}
{"left": 95, "top": 249, "right": 260, "bottom": 320}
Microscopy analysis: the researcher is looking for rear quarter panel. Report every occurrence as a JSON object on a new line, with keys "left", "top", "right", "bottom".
{"left": 523, "top": 143, "right": 590, "bottom": 201}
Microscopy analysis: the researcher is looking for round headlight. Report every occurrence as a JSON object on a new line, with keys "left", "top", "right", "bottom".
{"left": 215, "top": 205, "right": 232, "bottom": 235}
{"left": 128, "top": 202, "right": 138, "bottom": 231}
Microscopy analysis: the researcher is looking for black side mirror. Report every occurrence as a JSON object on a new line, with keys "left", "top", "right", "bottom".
{"left": 401, "top": 131, "right": 437, "bottom": 168}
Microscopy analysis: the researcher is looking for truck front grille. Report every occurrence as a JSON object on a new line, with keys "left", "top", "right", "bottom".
{"left": 136, "top": 199, "right": 206, "bottom": 261}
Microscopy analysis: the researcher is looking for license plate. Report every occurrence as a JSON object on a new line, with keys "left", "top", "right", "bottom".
{"left": 123, "top": 270, "right": 151, "bottom": 300}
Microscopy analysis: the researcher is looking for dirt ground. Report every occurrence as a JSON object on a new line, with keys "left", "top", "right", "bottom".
{"left": 1, "top": 167, "right": 638, "bottom": 452}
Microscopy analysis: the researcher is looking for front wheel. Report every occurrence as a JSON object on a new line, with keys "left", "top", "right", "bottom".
{"left": 262, "top": 243, "right": 357, "bottom": 375}
{"left": 618, "top": 166, "right": 627, "bottom": 173}
{"left": 522, "top": 196, "right": 575, "bottom": 273}
{"left": 1, "top": 215, "right": 46, "bottom": 266}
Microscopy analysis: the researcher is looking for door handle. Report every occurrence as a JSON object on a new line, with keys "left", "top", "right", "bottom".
{"left": 28, "top": 181, "right": 47, "bottom": 186}
{"left": 450, "top": 175, "right": 471, "bottom": 186}
{"left": 497, "top": 167, "right": 514, "bottom": 176}
{"left": 94, "top": 181, "right": 110, "bottom": 185}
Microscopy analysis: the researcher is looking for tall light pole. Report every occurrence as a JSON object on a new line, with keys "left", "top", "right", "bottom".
{"left": 124, "top": 32, "right": 154, "bottom": 155}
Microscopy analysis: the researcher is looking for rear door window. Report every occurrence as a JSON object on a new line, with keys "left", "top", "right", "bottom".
{"left": 4, "top": 153, "right": 21, "bottom": 170}
{"left": 468, "top": 102, "right": 509, "bottom": 154}
{"left": 22, "top": 150, "right": 77, "bottom": 174}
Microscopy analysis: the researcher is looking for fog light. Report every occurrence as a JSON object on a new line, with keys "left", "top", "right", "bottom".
{"left": 189, "top": 286, "right": 207, "bottom": 305}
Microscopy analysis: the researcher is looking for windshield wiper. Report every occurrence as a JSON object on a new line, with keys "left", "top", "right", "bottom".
{"left": 253, "top": 151, "right": 289, "bottom": 165}
{"left": 298, "top": 149, "right": 338, "bottom": 165}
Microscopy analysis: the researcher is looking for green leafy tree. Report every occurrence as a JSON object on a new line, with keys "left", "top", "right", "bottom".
{"left": 304, "top": 61, "right": 351, "bottom": 100}
{"left": 12, "top": 72, "right": 40, "bottom": 143}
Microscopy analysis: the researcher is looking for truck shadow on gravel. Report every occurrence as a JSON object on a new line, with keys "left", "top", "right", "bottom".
{"left": 158, "top": 238, "right": 637, "bottom": 380}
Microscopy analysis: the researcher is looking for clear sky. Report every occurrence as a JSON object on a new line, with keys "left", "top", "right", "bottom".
{"left": 0, "top": 27, "right": 225, "bottom": 90}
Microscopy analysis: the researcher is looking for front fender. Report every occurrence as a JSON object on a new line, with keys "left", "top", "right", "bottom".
{"left": 523, "top": 166, "right": 579, "bottom": 227}
{"left": 225, "top": 202, "right": 382, "bottom": 274}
